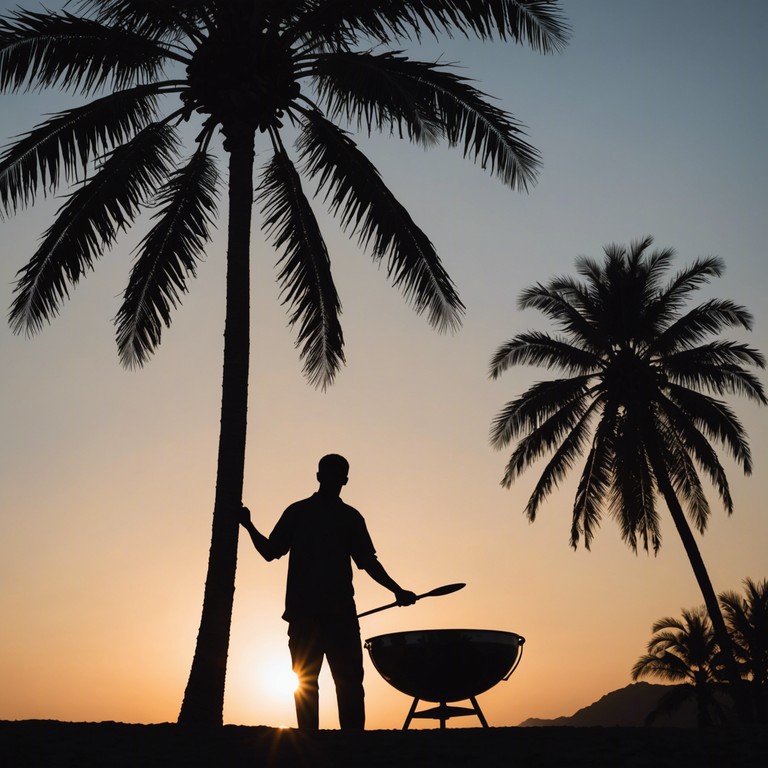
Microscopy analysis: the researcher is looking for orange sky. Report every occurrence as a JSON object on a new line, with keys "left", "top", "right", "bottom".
{"left": 1, "top": 1, "right": 767, "bottom": 729}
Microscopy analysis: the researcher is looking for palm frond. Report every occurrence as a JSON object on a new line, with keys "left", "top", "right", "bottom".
{"left": 467, "top": 0, "right": 571, "bottom": 50}
{"left": 632, "top": 653, "right": 692, "bottom": 683}
{"left": 0, "top": 84, "right": 161, "bottom": 215}
{"left": 489, "top": 332, "right": 598, "bottom": 379}
{"left": 517, "top": 283, "right": 606, "bottom": 351}
{"left": 312, "top": 51, "right": 540, "bottom": 190}
{"left": 719, "top": 578, "right": 768, "bottom": 684}
{"left": 628, "top": 235, "right": 669, "bottom": 273}
{"left": 570, "top": 407, "right": 617, "bottom": 549}
{"left": 652, "top": 299, "right": 756, "bottom": 356}
{"left": 663, "top": 435, "right": 712, "bottom": 534}
{"left": 656, "top": 394, "right": 737, "bottom": 515}
{"left": 627, "top": 238, "right": 674, "bottom": 296}
{"left": 572, "top": 252, "right": 608, "bottom": 286}
{"left": 257, "top": 146, "right": 345, "bottom": 389}
{"left": 649, "top": 256, "right": 724, "bottom": 329}
{"left": 519, "top": 399, "right": 599, "bottom": 520}
{"left": 298, "top": 111, "right": 463, "bottom": 332}
{"left": 610, "top": 416, "right": 660, "bottom": 552}
{"left": 83, "top": 0, "right": 209, "bottom": 42}
{"left": 718, "top": 590, "right": 751, "bottom": 664}
{"left": 9, "top": 122, "right": 179, "bottom": 334}
{"left": 489, "top": 375, "right": 592, "bottom": 447}
{"left": 0, "top": 10, "right": 172, "bottom": 95}
{"left": 296, "top": 0, "right": 570, "bottom": 51}
{"left": 116, "top": 148, "right": 219, "bottom": 367}
{"left": 662, "top": 341, "right": 767, "bottom": 404}
{"left": 662, "top": 382, "right": 753, "bottom": 474}
{"left": 310, "top": 51, "right": 444, "bottom": 146}
{"left": 426, "top": 64, "right": 542, "bottom": 190}
{"left": 497, "top": 387, "right": 591, "bottom": 483}
{"left": 650, "top": 615, "right": 686, "bottom": 635}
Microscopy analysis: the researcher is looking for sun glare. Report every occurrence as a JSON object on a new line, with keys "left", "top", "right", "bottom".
{"left": 260, "top": 658, "right": 299, "bottom": 701}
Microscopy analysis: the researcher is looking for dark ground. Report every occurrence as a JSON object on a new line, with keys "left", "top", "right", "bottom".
{"left": 1, "top": 721, "right": 766, "bottom": 768}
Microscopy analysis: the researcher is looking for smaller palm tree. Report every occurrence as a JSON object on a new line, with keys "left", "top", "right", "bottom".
{"left": 488, "top": 238, "right": 766, "bottom": 714}
{"left": 632, "top": 608, "right": 728, "bottom": 727}
{"left": 720, "top": 578, "right": 768, "bottom": 722}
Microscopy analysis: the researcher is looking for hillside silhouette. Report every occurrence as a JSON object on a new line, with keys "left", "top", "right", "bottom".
{"left": 519, "top": 682, "right": 699, "bottom": 727}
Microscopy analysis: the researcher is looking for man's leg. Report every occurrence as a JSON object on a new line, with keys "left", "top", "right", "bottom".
{"left": 288, "top": 622, "right": 324, "bottom": 730}
{"left": 325, "top": 617, "right": 365, "bottom": 730}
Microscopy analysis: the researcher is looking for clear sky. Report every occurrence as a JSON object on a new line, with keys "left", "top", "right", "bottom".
{"left": 1, "top": 1, "right": 766, "bottom": 729}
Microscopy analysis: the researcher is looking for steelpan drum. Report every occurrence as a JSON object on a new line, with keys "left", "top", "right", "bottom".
{"left": 365, "top": 629, "right": 524, "bottom": 703}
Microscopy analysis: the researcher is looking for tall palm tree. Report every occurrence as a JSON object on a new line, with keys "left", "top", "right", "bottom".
{"left": 720, "top": 578, "right": 768, "bottom": 722}
{"left": 632, "top": 608, "right": 727, "bottom": 727}
{"left": 489, "top": 238, "right": 766, "bottom": 714}
{"left": 0, "top": 1, "right": 569, "bottom": 726}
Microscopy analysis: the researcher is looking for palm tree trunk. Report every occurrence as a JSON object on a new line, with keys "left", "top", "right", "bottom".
{"left": 648, "top": 448, "right": 750, "bottom": 722}
{"left": 178, "top": 128, "right": 255, "bottom": 727}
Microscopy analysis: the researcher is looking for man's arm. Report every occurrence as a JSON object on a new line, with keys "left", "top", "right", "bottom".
{"left": 238, "top": 505, "right": 280, "bottom": 561}
{"left": 360, "top": 555, "right": 417, "bottom": 606}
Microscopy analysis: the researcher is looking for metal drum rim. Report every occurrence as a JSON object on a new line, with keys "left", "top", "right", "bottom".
{"left": 365, "top": 628, "right": 524, "bottom": 647}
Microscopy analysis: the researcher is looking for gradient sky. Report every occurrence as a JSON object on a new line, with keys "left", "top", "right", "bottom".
{"left": 1, "top": 1, "right": 766, "bottom": 730}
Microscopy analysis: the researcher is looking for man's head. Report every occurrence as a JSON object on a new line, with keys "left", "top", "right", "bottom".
{"left": 317, "top": 454, "right": 349, "bottom": 492}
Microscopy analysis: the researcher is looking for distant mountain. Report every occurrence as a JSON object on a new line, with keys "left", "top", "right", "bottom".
{"left": 519, "top": 682, "right": 699, "bottom": 728}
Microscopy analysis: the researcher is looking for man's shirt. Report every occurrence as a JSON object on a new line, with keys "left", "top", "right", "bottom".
{"left": 268, "top": 493, "right": 376, "bottom": 622}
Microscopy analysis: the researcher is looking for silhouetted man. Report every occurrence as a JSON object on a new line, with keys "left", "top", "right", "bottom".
{"left": 239, "top": 454, "right": 417, "bottom": 730}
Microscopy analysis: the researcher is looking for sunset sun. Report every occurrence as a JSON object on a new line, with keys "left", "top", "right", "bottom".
{"left": 259, "top": 658, "right": 299, "bottom": 702}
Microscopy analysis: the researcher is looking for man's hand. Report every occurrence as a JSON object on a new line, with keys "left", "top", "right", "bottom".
{"left": 395, "top": 589, "right": 417, "bottom": 607}
{"left": 238, "top": 507, "right": 278, "bottom": 561}
{"left": 237, "top": 505, "right": 252, "bottom": 527}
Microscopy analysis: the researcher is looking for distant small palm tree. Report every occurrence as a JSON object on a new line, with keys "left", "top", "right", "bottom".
{"left": 632, "top": 608, "right": 727, "bottom": 727}
{"left": 489, "top": 238, "right": 766, "bottom": 708}
{"left": 720, "top": 578, "right": 768, "bottom": 722}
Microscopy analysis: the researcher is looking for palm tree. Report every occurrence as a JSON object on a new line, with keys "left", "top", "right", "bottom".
{"left": 720, "top": 578, "right": 768, "bottom": 722}
{"left": 0, "top": 1, "right": 569, "bottom": 726}
{"left": 632, "top": 608, "right": 727, "bottom": 727}
{"left": 489, "top": 237, "right": 766, "bottom": 715}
